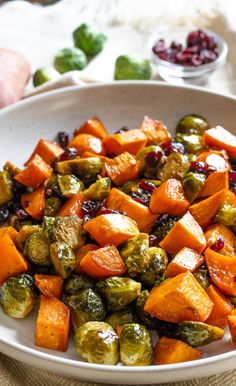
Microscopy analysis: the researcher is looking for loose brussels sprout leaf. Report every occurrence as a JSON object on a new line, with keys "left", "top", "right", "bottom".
{"left": 106, "top": 307, "right": 138, "bottom": 330}
{"left": 136, "top": 145, "right": 164, "bottom": 179}
{"left": 119, "top": 180, "right": 141, "bottom": 195}
{"left": 153, "top": 216, "right": 178, "bottom": 242}
{"left": 115, "top": 55, "right": 151, "bottom": 80}
{"left": 135, "top": 290, "right": 159, "bottom": 329}
{"left": 0, "top": 170, "right": 13, "bottom": 206}
{"left": 45, "top": 196, "right": 63, "bottom": 216}
{"left": 215, "top": 200, "right": 236, "bottom": 227}
{"left": 52, "top": 215, "right": 85, "bottom": 249}
{"left": 16, "top": 224, "right": 41, "bottom": 251}
{"left": 120, "top": 233, "right": 150, "bottom": 276}
{"left": 157, "top": 152, "right": 189, "bottom": 181}
{"left": 193, "top": 269, "right": 210, "bottom": 290}
{"left": 64, "top": 273, "right": 94, "bottom": 295}
{"left": 120, "top": 323, "right": 153, "bottom": 366}
{"left": 24, "top": 232, "right": 51, "bottom": 266}
{"left": 176, "top": 114, "right": 209, "bottom": 135}
{"left": 67, "top": 288, "right": 106, "bottom": 329}
{"left": 74, "top": 321, "right": 119, "bottom": 365}
{"left": 84, "top": 177, "right": 111, "bottom": 201}
{"left": 54, "top": 47, "right": 87, "bottom": 73}
{"left": 50, "top": 241, "right": 76, "bottom": 279}
{"left": 33, "top": 67, "right": 60, "bottom": 87}
{"left": 42, "top": 216, "right": 56, "bottom": 240}
{"left": 177, "top": 321, "right": 224, "bottom": 347}
{"left": 182, "top": 172, "right": 206, "bottom": 203}
{"left": 96, "top": 276, "right": 141, "bottom": 312}
{"left": 57, "top": 174, "right": 84, "bottom": 198}
{"left": 56, "top": 157, "right": 103, "bottom": 186}
{"left": 140, "top": 247, "right": 168, "bottom": 287}
{"left": 0, "top": 274, "right": 35, "bottom": 318}
{"left": 174, "top": 133, "right": 205, "bottom": 154}
{"left": 73, "top": 23, "right": 107, "bottom": 55}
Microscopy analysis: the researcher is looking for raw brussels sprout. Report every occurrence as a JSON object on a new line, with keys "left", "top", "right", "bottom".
{"left": 16, "top": 224, "right": 41, "bottom": 251}
{"left": 140, "top": 247, "right": 168, "bottom": 287}
{"left": 57, "top": 174, "right": 84, "bottom": 198}
{"left": 42, "top": 216, "right": 56, "bottom": 240}
{"left": 182, "top": 172, "right": 206, "bottom": 202}
{"left": 177, "top": 321, "right": 224, "bottom": 347}
{"left": 67, "top": 289, "right": 106, "bottom": 329}
{"left": 153, "top": 215, "right": 178, "bottom": 242}
{"left": 74, "top": 321, "right": 119, "bottom": 365}
{"left": 193, "top": 269, "right": 210, "bottom": 290}
{"left": 0, "top": 274, "right": 35, "bottom": 318}
{"left": 135, "top": 290, "right": 159, "bottom": 329}
{"left": 119, "top": 324, "right": 153, "bottom": 366}
{"left": 54, "top": 47, "right": 87, "bottom": 73}
{"left": 73, "top": 23, "right": 107, "bottom": 55}
{"left": 56, "top": 157, "right": 103, "bottom": 186}
{"left": 176, "top": 114, "right": 209, "bottom": 135}
{"left": 33, "top": 67, "right": 60, "bottom": 87}
{"left": 106, "top": 307, "right": 138, "bottom": 330}
{"left": 0, "top": 170, "right": 13, "bottom": 206}
{"left": 84, "top": 177, "right": 111, "bottom": 201}
{"left": 174, "top": 133, "right": 205, "bottom": 154}
{"left": 96, "top": 277, "right": 141, "bottom": 312}
{"left": 64, "top": 273, "right": 94, "bottom": 295}
{"left": 120, "top": 234, "right": 150, "bottom": 276}
{"left": 52, "top": 215, "right": 85, "bottom": 249}
{"left": 157, "top": 152, "right": 189, "bottom": 181}
{"left": 50, "top": 241, "right": 76, "bottom": 279}
{"left": 24, "top": 231, "right": 51, "bottom": 266}
{"left": 215, "top": 200, "right": 236, "bottom": 227}
{"left": 45, "top": 196, "right": 63, "bottom": 216}
{"left": 136, "top": 145, "right": 164, "bottom": 179}
{"left": 115, "top": 55, "right": 151, "bottom": 80}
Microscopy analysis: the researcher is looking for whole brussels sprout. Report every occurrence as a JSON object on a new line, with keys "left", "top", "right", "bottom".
{"left": 73, "top": 23, "right": 107, "bottom": 55}
{"left": 52, "top": 215, "right": 85, "bottom": 249}
{"left": 157, "top": 152, "right": 189, "bottom": 181}
{"left": 176, "top": 114, "right": 209, "bottom": 135}
{"left": 50, "top": 241, "right": 76, "bottom": 279}
{"left": 56, "top": 157, "right": 103, "bottom": 186}
{"left": 74, "top": 321, "right": 119, "bottom": 365}
{"left": 96, "top": 276, "right": 141, "bottom": 312}
{"left": 57, "top": 174, "right": 84, "bottom": 198}
{"left": 182, "top": 172, "right": 206, "bottom": 202}
{"left": 120, "top": 233, "right": 150, "bottom": 276}
{"left": 0, "top": 170, "right": 13, "bottom": 206}
{"left": 115, "top": 55, "right": 152, "bottom": 80}
{"left": 177, "top": 321, "right": 224, "bottom": 347}
{"left": 24, "top": 231, "right": 51, "bottom": 266}
{"left": 16, "top": 224, "right": 41, "bottom": 251}
{"left": 67, "top": 289, "right": 106, "bottom": 329}
{"left": 174, "top": 133, "right": 205, "bottom": 154}
{"left": 84, "top": 177, "right": 111, "bottom": 201}
{"left": 215, "top": 200, "right": 236, "bottom": 227}
{"left": 54, "top": 47, "right": 87, "bottom": 74}
{"left": 43, "top": 216, "right": 56, "bottom": 240}
{"left": 119, "top": 323, "right": 153, "bottom": 366}
{"left": 140, "top": 247, "right": 168, "bottom": 287}
{"left": 64, "top": 273, "right": 94, "bottom": 295}
{"left": 136, "top": 145, "right": 165, "bottom": 179}
{"left": 135, "top": 290, "right": 159, "bottom": 329}
{"left": 33, "top": 67, "right": 60, "bottom": 87}
{"left": 106, "top": 307, "right": 138, "bottom": 330}
{"left": 0, "top": 274, "right": 35, "bottom": 318}
{"left": 45, "top": 196, "right": 63, "bottom": 216}
{"left": 193, "top": 269, "right": 210, "bottom": 290}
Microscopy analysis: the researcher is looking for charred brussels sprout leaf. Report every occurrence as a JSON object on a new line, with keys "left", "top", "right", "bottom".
{"left": 177, "top": 321, "right": 224, "bottom": 347}
{"left": 64, "top": 274, "right": 94, "bottom": 295}
{"left": 176, "top": 114, "right": 209, "bottom": 135}
{"left": 45, "top": 196, "right": 63, "bottom": 216}
{"left": 52, "top": 215, "right": 85, "bottom": 249}
{"left": 174, "top": 133, "right": 205, "bottom": 154}
{"left": 50, "top": 241, "right": 76, "bottom": 279}
{"left": 106, "top": 307, "right": 138, "bottom": 330}
{"left": 54, "top": 47, "right": 87, "bottom": 73}
{"left": 120, "top": 323, "right": 153, "bottom": 366}
{"left": 135, "top": 290, "right": 159, "bottom": 329}
{"left": 33, "top": 67, "right": 60, "bottom": 87}
{"left": 73, "top": 23, "right": 107, "bottom": 56}
{"left": 24, "top": 232, "right": 51, "bottom": 266}
{"left": 140, "top": 247, "right": 168, "bottom": 287}
{"left": 43, "top": 216, "right": 56, "bottom": 240}
{"left": 193, "top": 269, "right": 210, "bottom": 290}
{"left": 74, "top": 321, "right": 119, "bottom": 365}
{"left": 157, "top": 152, "right": 189, "bottom": 181}
{"left": 84, "top": 177, "right": 111, "bottom": 201}
{"left": 16, "top": 224, "right": 41, "bottom": 251}
{"left": 0, "top": 274, "right": 35, "bottom": 318}
{"left": 182, "top": 172, "right": 206, "bottom": 202}
{"left": 56, "top": 157, "right": 103, "bottom": 186}
{"left": 120, "top": 233, "right": 150, "bottom": 276}
{"left": 215, "top": 200, "right": 236, "bottom": 227}
{"left": 0, "top": 170, "right": 13, "bottom": 206}
{"left": 57, "top": 174, "right": 84, "bottom": 198}
{"left": 115, "top": 55, "right": 151, "bottom": 80}
{"left": 136, "top": 145, "right": 164, "bottom": 179}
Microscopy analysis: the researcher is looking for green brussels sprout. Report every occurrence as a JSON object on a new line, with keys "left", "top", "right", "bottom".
{"left": 57, "top": 174, "right": 84, "bottom": 198}
{"left": 56, "top": 157, "right": 103, "bottom": 186}
{"left": 120, "top": 234, "right": 150, "bottom": 276}
{"left": 67, "top": 289, "right": 106, "bottom": 329}
{"left": 74, "top": 321, "right": 119, "bottom": 365}
{"left": 157, "top": 152, "right": 189, "bottom": 181}
{"left": 177, "top": 321, "right": 224, "bottom": 347}
{"left": 174, "top": 133, "right": 205, "bottom": 154}
{"left": 115, "top": 55, "right": 151, "bottom": 80}
{"left": 52, "top": 215, "right": 85, "bottom": 249}
{"left": 3, "top": 161, "right": 21, "bottom": 177}
{"left": 54, "top": 47, "right": 87, "bottom": 74}
{"left": 193, "top": 269, "right": 210, "bottom": 290}
{"left": 50, "top": 241, "right": 76, "bottom": 279}
{"left": 135, "top": 290, "right": 159, "bottom": 329}
{"left": 120, "top": 323, "right": 153, "bottom": 366}
{"left": 176, "top": 114, "right": 209, "bottom": 135}
{"left": 16, "top": 224, "right": 41, "bottom": 251}
{"left": 96, "top": 277, "right": 141, "bottom": 312}
{"left": 140, "top": 247, "right": 168, "bottom": 287}
{"left": 106, "top": 307, "right": 138, "bottom": 330}
{"left": 0, "top": 274, "right": 35, "bottom": 318}
{"left": 84, "top": 177, "right": 111, "bottom": 201}
{"left": 45, "top": 196, "right": 63, "bottom": 216}
{"left": 64, "top": 273, "right": 94, "bottom": 295}
{"left": 33, "top": 67, "right": 60, "bottom": 87}
{"left": 136, "top": 145, "right": 164, "bottom": 178}
{"left": 153, "top": 216, "right": 178, "bottom": 242}
{"left": 119, "top": 180, "right": 141, "bottom": 195}
{"left": 182, "top": 172, "right": 206, "bottom": 202}
{"left": 215, "top": 200, "right": 236, "bottom": 227}
{"left": 0, "top": 170, "right": 13, "bottom": 206}
{"left": 73, "top": 23, "right": 107, "bottom": 56}
{"left": 24, "top": 232, "right": 51, "bottom": 266}
{"left": 42, "top": 216, "right": 56, "bottom": 240}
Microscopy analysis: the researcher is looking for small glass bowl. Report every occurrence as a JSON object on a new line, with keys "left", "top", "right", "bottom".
{"left": 150, "top": 28, "right": 228, "bottom": 85}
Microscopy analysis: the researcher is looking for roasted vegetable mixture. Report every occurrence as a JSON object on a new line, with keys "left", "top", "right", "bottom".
{"left": 1, "top": 114, "right": 236, "bottom": 366}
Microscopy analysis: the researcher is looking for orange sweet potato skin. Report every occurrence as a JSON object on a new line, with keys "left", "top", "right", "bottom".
{"left": 205, "top": 223, "right": 236, "bottom": 257}
{"left": 68, "top": 134, "right": 106, "bottom": 156}
{"left": 206, "top": 285, "right": 233, "bottom": 327}
{"left": 165, "top": 247, "right": 204, "bottom": 278}
{"left": 154, "top": 337, "right": 202, "bottom": 365}
{"left": 14, "top": 154, "right": 52, "bottom": 189}
{"left": 75, "top": 244, "right": 99, "bottom": 273}
{"left": 0, "top": 226, "right": 18, "bottom": 244}
{"left": 25, "top": 139, "right": 64, "bottom": 166}
{"left": 57, "top": 192, "right": 86, "bottom": 217}
{"left": 21, "top": 186, "right": 46, "bottom": 221}
{"left": 198, "top": 171, "right": 229, "bottom": 198}
{"left": 34, "top": 274, "right": 63, "bottom": 299}
{"left": 103, "top": 129, "right": 147, "bottom": 155}
{"left": 140, "top": 116, "right": 170, "bottom": 145}
{"left": 203, "top": 126, "right": 236, "bottom": 159}
{"left": 104, "top": 152, "right": 139, "bottom": 185}
{"left": 74, "top": 117, "right": 108, "bottom": 140}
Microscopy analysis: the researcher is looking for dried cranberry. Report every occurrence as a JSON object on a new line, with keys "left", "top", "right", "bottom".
{"left": 58, "top": 132, "right": 69, "bottom": 149}
{"left": 15, "top": 208, "right": 30, "bottom": 220}
{"left": 191, "top": 54, "right": 204, "bottom": 66}
{"left": 145, "top": 151, "right": 163, "bottom": 167}
{"left": 115, "top": 126, "right": 129, "bottom": 134}
{"left": 190, "top": 161, "right": 216, "bottom": 175}
{"left": 82, "top": 200, "right": 103, "bottom": 217}
{"left": 211, "top": 237, "right": 225, "bottom": 252}
{"left": 201, "top": 49, "right": 218, "bottom": 64}
{"left": 229, "top": 171, "right": 236, "bottom": 182}
{"left": 176, "top": 52, "right": 193, "bottom": 65}
{"left": 139, "top": 180, "right": 156, "bottom": 192}
{"left": 170, "top": 41, "right": 182, "bottom": 51}
{"left": 149, "top": 234, "right": 159, "bottom": 247}
{"left": 183, "top": 45, "right": 201, "bottom": 55}
{"left": 57, "top": 147, "right": 78, "bottom": 162}
{"left": 131, "top": 189, "right": 151, "bottom": 206}
{"left": 152, "top": 39, "right": 166, "bottom": 55}
{"left": 187, "top": 30, "right": 201, "bottom": 47}
{"left": 83, "top": 214, "right": 92, "bottom": 223}
{"left": 0, "top": 207, "right": 9, "bottom": 224}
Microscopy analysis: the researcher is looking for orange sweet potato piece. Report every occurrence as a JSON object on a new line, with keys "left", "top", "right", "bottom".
{"left": 35, "top": 274, "right": 63, "bottom": 299}
{"left": 25, "top": 139, "right": 64, "bottom": 166}
{"left": 21, "top": 185, "right": 46, "bottom": 221}
{"left": 165, "top": 247, "right": 204, "bottom": 278}
{"left": 154, "top": 337, "right": 202, "bottom": 365}
{"left": 84, "top": 213, "right": 139, "bottom": 247}
{"left": 81, "top": 151, "right": 108, "bottom": 161}
{"left": 68, "top": 133, "right": 106, "bottom": 156}
{"left": 206, "top": 285, "right": 233, "bottom": 327}
{"left": 197, "top": 151, "right": 231, "bottom": 171}
{"left": 35, "top": 295, "right": 70, "bottom": 352}
{"left": 103, "top": 129, "right": 147, "bottom": 155}
{"left": 105, "top": 188, "right": 159, "bottom": 232}
{"left": 149, "top": 179, "right": 189, "bottom": 216}
{"left": 203, "top": 126, "right": 236, "bottom": 159}
{"left": 80, "top": 244, "right": 126, "bottom": 279}
{"left": 57, "top": 192, "right": 86, "bottom": 217}
{"left": 14, "top": 154, "right": 52, "bottom": 189}
{"left": 198, "top": 171, "right": 229, "bottom": 198}
{"left": 140, "top": 116, "right": 170, "bottom": 145}
{"left": 205, "top": 223, "right": 236, "bottom": 257}
{"left": 0, "top": 234, "right": 28, "bottom": 285}
{"left": 104, "top": 152, "right": 139, "bottom": 185}
{"left": 159, "top": 211, "right": 206, "bottom": 255}
{"left": 0, "top": 226, "right": 18, "bottom": 244}
{"left": 228, "top": 310, "right": 236, "bottom": 342}
{"left": 75, "top": 244, "right": 99, "bottom": 273}
{"left": 74, "top": 117, "right": 108, "bottom": 140}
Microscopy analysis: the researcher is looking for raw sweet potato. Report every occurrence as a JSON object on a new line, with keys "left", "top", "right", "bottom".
{"left": 105, "top": 188, "right": 159, "bottom": 232}
{"left": 14, "top": 154, "right": 52, "bottom": 189}
{"left": 75, "top": 244, "right": 99, "bottom": 273}
{"left": 74, "top": 117, "right": 108, "bottom": 140}
{"left": 25, "top": 139, "right": 64, "bottom": 166}
{"left": 159, "top": 211, "right": 206, "bottom": 255}
{"left": 198, "top": 171, "right": 229, "bottom": 198}
{"left": 57, "top": 192, "right": 86, "bottom": 217}
{"left": 206, "top": 285, "right": 233, "bottom": 327}
{"left": 203, "top": 126, "right": 236, "bottom": 159}
{"left": 165, "top": 247, "right": 204, "bottom": 278}
{"left": 103, "top": 129, "right": 147, "bottom": 155}
{"left": 144, "top": 271, "right": 213, "bottom": 323}
{"left": 104, "top": 152, "right": 139, "bottom": 185}
{"left": 149, "top": 179, "right": 189, "bottom": 216}
{"left": 0, "top": 226, "right": 18, "bottom": 244}
{"left": 140, "top": 116, "right": 170, "bottom": 145}
{"left": 154, "top": 337, "right": 202, "bottom": 365}
{"left": 35, "top": 295, "right": 70, "bottom": 352}
{"left": 83, "top": 213, "right": 139, "bottom": 247}
{"left": 228, "top": 309, "right": 236, "bottom": 342}
{"left": 21, "top": 185, "right": 46, "bottom": 221}
{"left": 205, "top": 223, "right": 236, "bottom": 257}
{"left": 68, "top": 133, "right": 106, "bottom": 156}
{"left": 34, "top": 274, "right": 63, "bottom": 299}
{"left": 197, "top": 151, "right": 231, "bottom": 171}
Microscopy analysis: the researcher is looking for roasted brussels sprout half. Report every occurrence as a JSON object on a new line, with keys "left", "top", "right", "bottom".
{"left": 174, "top": 133, "right": 205, "bottom": 154}
{"left": 24, "top": 231, "right": 51, "bottom": 266}
{"left": 177, "top": 321, "right": 224, "bottom": 347}
{"left": 84, "top": 177, "right": 111, "bottom": 201}
{"left": 157, "top": 152, "right": 189, "bottom": 181}
{"left": 120, "top": 324, "right": 153, "bottom": 366}
{"left": 52, "top": 215, "right": 85, "bottom": 249}
{"left": 73, "top": 23, "right": 107, "bottom": 55}
{"left": 115, "top": 55, "right": 151, "bottom": 80}
{"left": 67, "top": 289, "right": 106, "bottom": 329}
{"left": 33, "top": 67, "right": 60, "bottom": 87}
{"left": 182, "top": 172, "right": 206, "bottom": 202}
{"left": 0, "top": 274, "right": 35, "bottom": 318}
{"left": 96, "top": 277, "right": 141, "bottom": 312}
{"left": 176, "top": 114, "right": 209, "bottom": 135}
{"left": 136, "top": 145, "right": 164, "bottom": 179}
{"left": 106, "top": 307, "right": 138, "bottom": 330}
{"left": 64, "top": 273, "right": 94, "bottom": 295}
{"left": 74, "top": 321, "right": 119, "bottom": 365}
{"left": 42, "top": 216, "right": 56, "bottom": 240}
{"left": 54, "top": 47, "right": 87, "bottom": 73}
{"left": 153, "top": 215, "right": 178, "bottom": 242}
{"left": 135, "top": 290, "right": 159, "bottom": 329}
{"left": 50, "top": 241, "right": 76, "bottom": 279}
{"left": 16, "top": 224, "right": 41, "bottom": 251}
{"left": 45, "top": 196, "right": 63, "bottom": 216}
{"left": 215, "top": 200, "right": 236, "bottom": 227}
{"left": 140, "top": 247, "right": 168, "bottom": 287}
{"left": 0, "top": 170, "right": 13, "bottom": 206}
{"left": 56, "top": 157, "right": 103, "bottom": 186}
{"left": 120, "top": 233, "right": 150, "bottom": 276}
{"left": 193, "top": 269, "right": 210, "bottom": 290}
{"left": 57, "top": 174, "right": 84, "bottom": 198}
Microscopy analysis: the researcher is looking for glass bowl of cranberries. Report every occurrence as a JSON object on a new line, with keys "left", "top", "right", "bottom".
{"left": 151, "top": 28, "right": 228, "bottom": 83}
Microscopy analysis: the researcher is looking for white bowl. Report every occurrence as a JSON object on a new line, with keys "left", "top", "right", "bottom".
{"left": 0, "top": 82, "right": 236, "bottom": 384}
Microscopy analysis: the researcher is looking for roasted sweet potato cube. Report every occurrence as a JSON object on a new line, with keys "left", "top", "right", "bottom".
{"left": 34, "top": 275, "right": 63, "bottom": 299}
{"left": 0, "top": 226, "right": 18, "bottom": 244}
{"left": 198, "top": 171, "right": 229, "bottom": 198}
{"left": 25, "top": 138, "right": 64, "bottom": 166}
{"left": 103, "top": 129, "right": 147, "bottom": 155}
{"left": 206, "top": 285, "right": 233, "bottom": 327}
{"left": 21, "top": 186, "right": 46, "bottom": 221}
{"left": 140, "top": 116, "right": 170, "bottom": 145}
{"left": 154, "top": 337, "right": 202, "bottom": 365}
{"left": 165, "top": 247, "right": 204, "bottom": 278}
{"left": 14, "top": 154, "right": 52, "bottom": 189}
{"left": 104, "top": 152, "right": 139, "bottom": 186}
{"left": 75, "top": 244, "right": 99, "bottom": 273}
